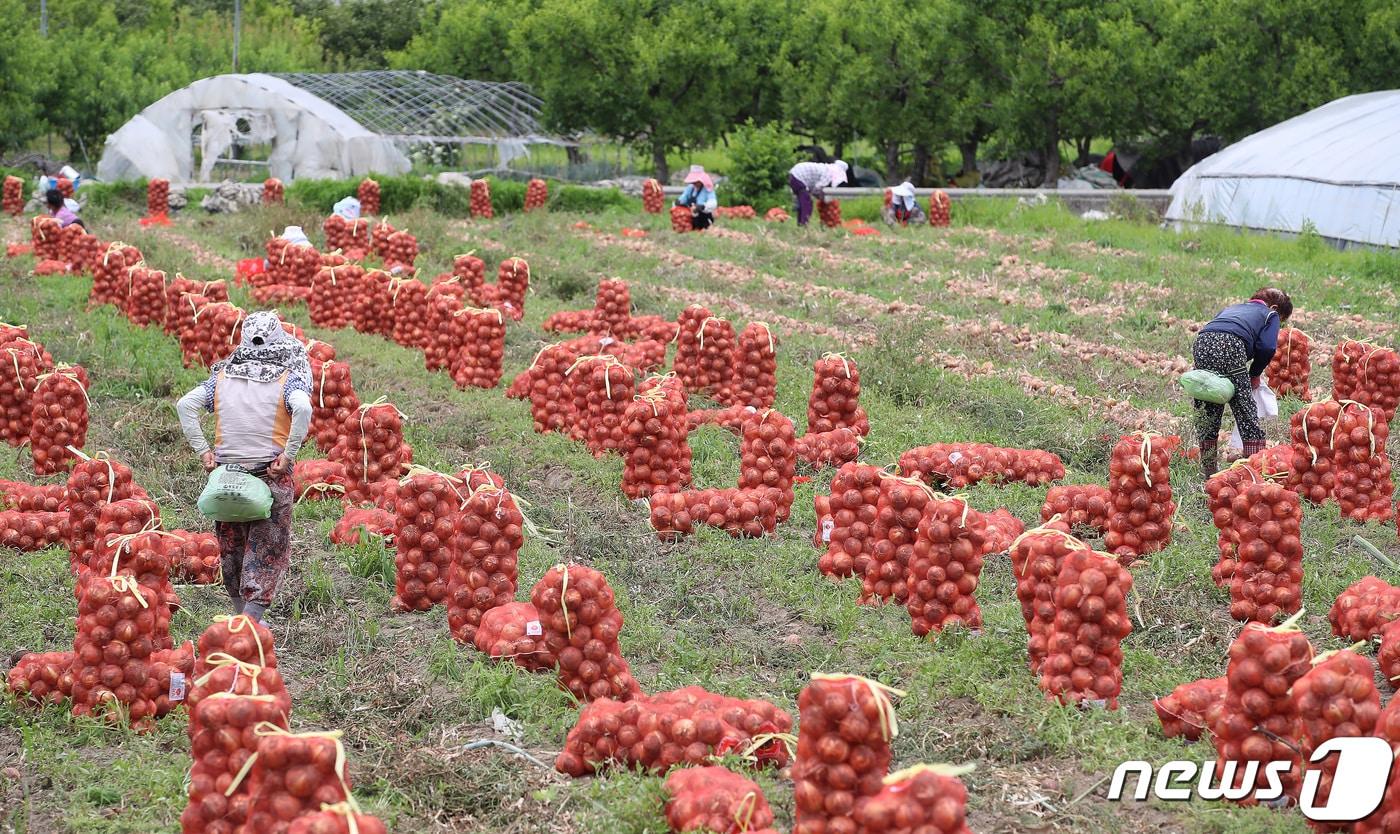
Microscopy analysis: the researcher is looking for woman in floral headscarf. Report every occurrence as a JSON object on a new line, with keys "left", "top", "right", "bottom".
{"left": 175, "top": 311, "right": 313, "bottom": 622}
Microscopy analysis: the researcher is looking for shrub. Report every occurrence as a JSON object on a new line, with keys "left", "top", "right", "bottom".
{"left": 726, "top": 119, "right": 797, "bottom": 208}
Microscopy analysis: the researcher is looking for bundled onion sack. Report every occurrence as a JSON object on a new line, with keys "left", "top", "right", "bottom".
{"left": 0, "top": 339, "right": 45, "bottom": 446}
{"left": 621, "top": 386, "right": 692, "bottom": 499}
{"left": 357, "top": 177, "right": 380, "bottom": 215}
{"left": 860, "top": 474, "right": 932, "bottom": 605}
{"left": 262, "top": 177, "right": 284, "bottom": 205}
{"left": 531, "top": 563, "right": 643, "bottom": 703}
{"left": 524, "top": 178, "right": 548, "bottom": 211}
{"left": 69, "top": 575, "right": 168, "bottom": 728}
{"left": 796, "top": 427, "right": 862, "bottom": 469}
{"left": 641, "top": 179, "right": 664, "bottom": 214}
{"left": 1265, "top": 327, "right": 1310, "bottom": 399}
{"left": 808, "top": 354, "right": 870, "bottom": 436}
{"left": 166, "top": 530, "right": 221, "bottom": 585}
{"left": 542, "top": 309, "right": 593, "bottom": 334}
{"left": 671, "top": 304, "right": 713, "bottom": 395}
{"left": 1038, "top": 546, "right": 1133, "bottom": 709}
{"left": 1153, "top": 676, "right": 1228, "bottom": 742}
{"left": 387, "top": 277, "right": 430, "bottom": 349}
{"left": 1292, "top": 648, "right": 1381, "bottom": 818}
{"left": 791, "top": 673, "right": 902, "bottom": 834}
{"left": 577, "top": 355, "right": 637, "bottom": 456}
{"left": 65, "top": 450, "right": 142, "bottom": 576}
{"left": 6, "top": 650, "right": 76, "bottom": 706}
{"left": 384, "top": 229, "right": 418, "bottom": 270}
{"left": 1210, "top": 617, "right": 1312, "bottom": 801}
{"left": 928, "top": 190, "right": 952, "bottom": 227}
{"left": 29, "top": 365, "right": 88, "bottom": 474}
{"left": 856, "top": 764, "right": 975, "bottom": 834}
{"left": 336, "top": 400, "right": 411, "bottom": 502}
{"left": 390, "top": 470, "right": 461, "bottom": 613}
{"left": 293, "top": 459, "right": 348, "bottom": 503}
{"left": 309, "top": 264, "right": 361, "bottom": 329}
{"left": 287, "top": 803, "right": 387, "bottom": 834}
{"left": 906, "top": 495, "right": 988, "bottom": 635}
{"left": 1358, "top": 700, "right": 1400, "bottom": 833}
{"left": 692, "top": 317, "right": 736, "bottom": 400}
{"left": 1380, "top": 619, "right": 1400, "bottom": 691}
{"left": 1287, "top": 399, "right": 1339, "bottom": 505}
{"left": 0, "top": 480, "right": 66, "bottom": 511}
{"left": 330, "top": 507, "right": 395, "bottom": 547}
{"left": 738, "top": 409, "right": 796, "bottom": 522}
{"left": 1227, "top": 481, "right": 1303, "bottom": 623}
{"left": 494, "top": 257, "right": 530, "bottom": 320}
{"left": 1104, "top": 432, "right": 1174, "bottom": 563}
{"left": 423, "top": 280, "right": 467, "bottom": 372}
{"left": 311, "top": 361, "right": 360, "bottom": 456}
{"left": 1332, "top": 339, "right": 1400, "bottom": 421}
{"left": 555, "top": 687, "right": 793, "bottom": 777}
{"left": 350, "top": 269, "right": 394, "bottom": 337}
{"left": 241, "top": 727, "right": 354, "bottom": 834}
{"left": 664, "top": 766, "right": 775, "bottom": 834}
{"left": 446, "top": 480, "right": 523, "bottom": 644}
{"left": 0, "top": 510, "right": 70, "bottom": 551}
{"left": 451, "top": 253, "right": 487, "bottom": 301}
{"left": 526, "top": 343, "right": 580, "bottom": 435}
{"left": 470, "top": 179, "right": 493, "bottom": 218}
{"left": 817, "top": 463, "right": 882, "bottom": 579}
{"left": 816, "top": 198, "right": 842, "bottom": 228}
{"left": 146, "top": 178, "right": 170, "bottom": 217}
{"left": 90, "top": 242, "right": 144, "bottom": 308}
{"left": 670, "top": 204, "right": 693, "bottom": 233}
{"left": 1206, "top": 461, "right": 1276, "bottom": 586}
{"left": 1039, "top": 485, "right": 1110, "bottom": 534}
{"left": 1, "top": 175, "right": 21, "bottom": 215}
{"left": 449, "top": 307, "right": 507, "bottom": 390}
{"left": 1332, "top": 400, "right": 1393, "bottom": 523}
{"left": 195, "top": 614, "right": 278, "bottom": 678}
{"left": 649, "top": 486, "right": 783, "bottom": 540}
{"left": 31, "top": 215, "right": 62, "bottom": 260}
{"left": 123, "top": 265, "right": 168, "bottom": 327}
{"left": 591, "top": 279, "right": 632, "bottom": 338}
{"left": 180, "top": 691, "right": 290, "bottom": 834}
{"left": 1328, "top": 576, "right": 1400, "bottom": 641}
{"left": 164, "top": 276, "right": 225, "bottom": 335}
{"left": 473, "top": 601, "right": 555, "bottom": 672}
{"left": 981, "top": 508, "right": 1024, "bottom": 555}
{"left": 727, "top": 322, "right": 778, "bottom": 409}
{"left": 192, "top": 302, "right": 246, "bottom": 368}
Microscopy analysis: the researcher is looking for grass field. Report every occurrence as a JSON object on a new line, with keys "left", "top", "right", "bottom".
{"left": 2, "top": 194, "right": 1399, "bottom": 834}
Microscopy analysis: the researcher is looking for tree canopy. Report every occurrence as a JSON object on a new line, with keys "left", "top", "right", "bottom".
{"left": 3, "top": 0, "right": 1395, "bottom": 184}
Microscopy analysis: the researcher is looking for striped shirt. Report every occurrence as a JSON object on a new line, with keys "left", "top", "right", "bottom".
{"left": 790, "top": 162, "right": 832, "bottom": 191}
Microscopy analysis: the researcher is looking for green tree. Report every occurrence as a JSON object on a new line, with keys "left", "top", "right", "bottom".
{"left": 726, "top": 118, "right": 797, "bottom": 206}
{"left": 389, "top": 0, "right": 533, "bottom": 79}
{"left": 301, "top": 0, "right": 427, "bottom": 70}
{"left": 0, "top": 0, "right": 45, "bottom": 156}
{"left": 510, "top": 0, "right": 747, "bottom": 181}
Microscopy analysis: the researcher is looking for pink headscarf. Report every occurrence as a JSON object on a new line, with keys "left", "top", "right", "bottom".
{"left": 684, "top": 165, "right": 714, "bottom": 190}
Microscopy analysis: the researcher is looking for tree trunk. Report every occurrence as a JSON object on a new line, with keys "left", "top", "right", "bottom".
{"left": 833, "top": 140, "right": 844, "bottom": 162}
{"left": 958, "top": 139, "right": 979, "bottom": 176}
{"left": 1043, "top": 114, "right": 1060, "bottom": 187}
{"left": 651, "top": 139, "right": 670, "bottom": 183}
{"left": 912, "top": 144, "right": 931, "bottom": 187}
{"left": 884, "top": 141, "right": 900, "bottom": 184}
{"left": 1074, "top": 137, "right": 1092, "bottom": 167}
{"left": 566, "top": 146, "right": 586, "bottom": 166}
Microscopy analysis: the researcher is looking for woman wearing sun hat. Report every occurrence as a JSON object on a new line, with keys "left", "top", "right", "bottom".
{"left": 885, "top": 180, "right": 926, "bottom": 226}
{"left": 788, "top": 159, "right": 848, "bottom": 227}
{"left": 675, "top": 165, "right": 718, "bottom": 230}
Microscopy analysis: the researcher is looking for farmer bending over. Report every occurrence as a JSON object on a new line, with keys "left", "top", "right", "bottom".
{"left": 675, "top": 165, "right": 717, "bottom": 230}
{"left": 885, "top": 181, "right": 926, "bottom": 226}
{"left": 175, "top": 311, "right": 313, "bottom": 622}
{"left": 1190, "top": 287, "right": 1292, "bottom": 476}
{"left": 788, "top": 159, "right": 848, "bottom": 227}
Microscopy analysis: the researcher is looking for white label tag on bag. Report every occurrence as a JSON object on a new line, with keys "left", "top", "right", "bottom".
{"left": 820, "top": 517, "right": 834, "bottom": 542}
{"left": 599, "top": 337, "right": 615, "bottom": 347}
{"left": 169, "top": 672, "right": 186, "bottom": 702}
{"left": 948, "top": 451, "right": 964, "bottom": 465}
{"left": 525, "top": 620, "right": 542, "bottom": 636}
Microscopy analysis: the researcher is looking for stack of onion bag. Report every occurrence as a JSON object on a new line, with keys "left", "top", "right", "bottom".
{"left": 1009, "top": 518, "right": 1078, "bottom": 674}
{"left": 239, "top": 727, "right": 355, "bottom": 834}
{"left": 1332, "top": 339, "right": 1400, "bottom": 422}
{"left": 531, "top": 564, "right": 642, "bottom": 704}
{"left": 1287, "top": 399, "right": 1340, "bottom": 505}
{"left": 738, "top": 409, "right": 796, "bottom": 522}
{"left": 1104, "top": 432, "right": 1173, "bottom": 564}
{"left": 1265, "top": 327, "right": 1310, "bottom": 399}
{"left": 390, "top": 470, "right": 461, "bottom": 613}
{"left": 525, "top": 344, "right": 579, "bottom": 435}
{"left": 808, "top": 354, "right": 869, "bottom": 436}
{"left": 66, "top": 450, "right": 146, "bottom": 576}
{"left": 555, "top": 685, "right": 793, "bottom": 776}
{"left": 725, "top": 322, "right": 778, "bottom": 409}
{"left": 860, "top": 473, "right": 933, "bottom": 605}
{"left": 1225, "top": 481, "right": 1303, "bottom": 624}
{"left": 670, "top": 305, "right": 714, "bottom": 395}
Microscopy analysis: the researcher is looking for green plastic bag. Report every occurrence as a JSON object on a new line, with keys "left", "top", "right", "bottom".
{"left": 1180, "top": 369, "right": 1235, "bottom": 404}
{"left": 197, "top": 465, "right": 273, "bottom": 522}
